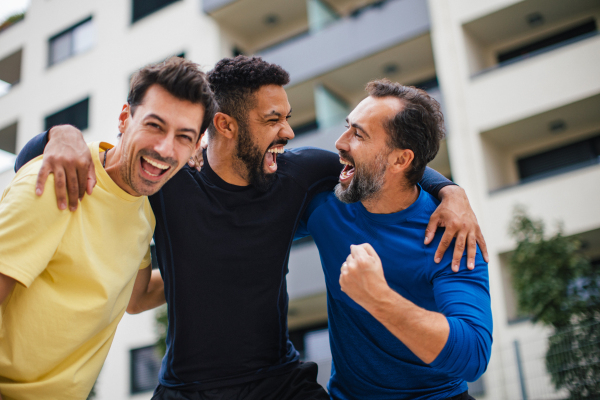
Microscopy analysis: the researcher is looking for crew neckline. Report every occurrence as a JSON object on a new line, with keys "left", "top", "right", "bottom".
{"left": 201, "top": 148, "right": 255, "bottom": 192}
{"left": 356, "top": 185, "right": 425, "bottom": 225}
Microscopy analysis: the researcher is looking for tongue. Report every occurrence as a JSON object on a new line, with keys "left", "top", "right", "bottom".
{"left": 265, "top": 151, "right": 274, "bottom": 167}
{"left": 141, "top": 158, "right": 163, "bottom": 176}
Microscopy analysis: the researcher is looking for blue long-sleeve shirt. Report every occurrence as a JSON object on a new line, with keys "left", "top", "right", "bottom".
{"left": 299, "top": 189, "right": 493, "bottom": 400}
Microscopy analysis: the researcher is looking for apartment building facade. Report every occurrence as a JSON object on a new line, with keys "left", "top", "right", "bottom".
{"left": 0, "top": 0, "right": 598, "bottom": 398}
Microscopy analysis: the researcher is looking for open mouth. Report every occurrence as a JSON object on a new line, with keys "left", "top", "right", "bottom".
{"left": 264, "top": 146, "right": 285, "bottom": 173}
{"left": 339, "top": 157, "right": 355, "bottom": 183}
{"left": 140, "top": 156, "right": 171, "bottom": 179}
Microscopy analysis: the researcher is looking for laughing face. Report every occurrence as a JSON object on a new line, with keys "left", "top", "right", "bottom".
{"left": 233, "top": 84, "right": 294, "bottom": 191}
{"left": 334, "top": 95, "right": 404, "bottom": 204}
{"left": 116, "top": 84, "right": 204, "bottom": 196}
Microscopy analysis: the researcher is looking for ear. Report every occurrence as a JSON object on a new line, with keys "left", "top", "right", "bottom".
{"left": 387, "top": 148, "right": 414, "bottom": 175}
{"left": 118, "top": 104, "right": 130, "bottom": 133}
{"left": 212, "top": 112, "right": 238, "bottom": 140}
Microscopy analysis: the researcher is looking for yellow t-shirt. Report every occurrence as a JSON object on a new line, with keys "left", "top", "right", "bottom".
{"left": 0, "top": 142, "right": 155, "bottom": 400}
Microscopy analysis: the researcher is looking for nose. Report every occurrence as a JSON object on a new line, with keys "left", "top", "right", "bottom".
{"left": 153, "top": 131, "right": 177, "bottom": 160}
{"left": 281, "top": 120, "right": 295, "bottom": 140}
{"left": 335, "top": 128, "right": 351, "bottom": 153}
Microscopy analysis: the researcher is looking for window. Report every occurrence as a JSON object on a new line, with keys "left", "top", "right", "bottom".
{"left": 132, "top": 0, "right": 180, "bottom": 23}
{"left": 498, "top": 19, "right": 597, "bottom": 65}
{"left": 0, "top": 49, "right": 22, "bottom": 97}
{"left": 48, "top": 17, "right": 94, "bottom": 66}
{"left": 0, "top": 121, "right": 17, "bottom": 154}
{"left": 45, "top": 98, "right": 90, "bottom": 132}
{"left": 130, "top": 345, "right": 161, "bottom": 394}
{"left": 517, "top": 133, "right": 600, "bottom": 182}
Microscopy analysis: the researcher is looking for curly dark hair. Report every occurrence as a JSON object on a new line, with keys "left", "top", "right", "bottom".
{"left": 207, "top": 56, "right": 290, "bottom": 135}
{"left": 128, "top": 57, "right": 216, "bottom": 140}
{"left": 366, "top": 79, "right": 446, "bottom": 186}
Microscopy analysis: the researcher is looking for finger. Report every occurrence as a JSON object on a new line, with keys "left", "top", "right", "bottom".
{"left": 434, "top": 230, "right": 454, "bottom": 264}
{"left": 65, "top": 166, "right": 80, "bottom": 211}
{"left": 424, "top": 215, "right": 440, "bottom": 245}
{"left": 452, "top": 233, "right": 467, "bottom": 272}
{"left": 360, "top": 243, "right": 380, "bottom": 261}
{"left": 35, "top": 164, "right": 51, "bottom": 196}
{"left": 466, "top": 235, "right": 477, "bottom": 270}
{"left": 477, "top": 231, "right": 490, "bottom": 263}
{"left": 86, "top": 163, "right": 96, "bottom": 195}
{"left": 53, "top": 168, "right": 68, "bottom": 210}
{"left": 76, "top": 161, "right": 88, "bottom": 200}
{"left": 188, "top": 158, "right": 195, "bottom": 167}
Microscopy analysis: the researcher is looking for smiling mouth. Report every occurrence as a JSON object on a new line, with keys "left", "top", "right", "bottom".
{"left": 141, "top": 156, "right": 171, "bottom": 178}
{"left": 264, "top": 146, "right": 285, "bottom": 173}
{"left": 340, "top": 157, "right": 355, "bottom": 182}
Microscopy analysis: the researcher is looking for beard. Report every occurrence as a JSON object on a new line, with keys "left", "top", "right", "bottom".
{"left": 233, "top": 122, "right": 277, "bottom": 192}
{"left": 334, "top": 152, "right": 387, "bottom": 204}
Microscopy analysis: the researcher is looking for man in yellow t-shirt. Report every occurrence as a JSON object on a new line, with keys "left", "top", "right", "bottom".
{"left": 0, "top": 57, "right": 214, "bottom": 400}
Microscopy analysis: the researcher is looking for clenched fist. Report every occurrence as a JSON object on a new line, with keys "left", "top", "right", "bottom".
{"left": 340, "top": 243, "right": 392, "bottom": 312}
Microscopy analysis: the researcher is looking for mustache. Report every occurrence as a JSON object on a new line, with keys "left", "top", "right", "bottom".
{"left": 268, "top": 139, "right": 288, "bottom": 149}
{"left": 138, "top": 149, "right": 178, "bottom": 168}
{"left": 338, "top": 150, "right": 354, "bottom": 165}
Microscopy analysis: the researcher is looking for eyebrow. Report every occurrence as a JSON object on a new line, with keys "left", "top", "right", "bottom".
{"left": 145, "top": 113, "right": 199, "bottom": 136}
{"left": 263, "top": 108, "right": 292, "bottom": 119}
{"left": 346, "top": 117, "right": 370, "bottom": 138}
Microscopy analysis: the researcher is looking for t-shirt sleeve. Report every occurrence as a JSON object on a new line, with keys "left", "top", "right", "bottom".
{"left": 419, "top": 167, "right": 455, "bottom": 200}
{"left": 0, "top": 172, "right": 71, "bottom": 287}
{"left": 428, "top": 245, "right": 493, "bottom": 382}
{"left": 139, "top": 247, "right": 152, "bottom": 270}
{"left": 15, "top": 131, "right": 49, "bottom": 173}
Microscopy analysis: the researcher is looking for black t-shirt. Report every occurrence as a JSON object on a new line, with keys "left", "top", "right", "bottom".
{"left": 15, "top": 134, "right": 454, "bottom": 391}
{"left": 151, "top": 147, "right": 340, "bottom": 389}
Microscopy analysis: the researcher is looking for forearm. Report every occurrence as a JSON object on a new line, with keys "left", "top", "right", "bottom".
{"left": 0, "top": 272, "right": 17, "bottom": 305}
{"left": 15, "top": 131, "right": 49, "bottom": 172}
{"left": 419, "top": 166, "right": 455, "bottom": 200}
{"left": 127, "top": 269, "right": 165, "bottom": 314}
{"left": 367, "top": 287, "right": 449, "bottom": 364}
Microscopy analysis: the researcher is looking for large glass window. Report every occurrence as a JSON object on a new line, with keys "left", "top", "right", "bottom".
{"left": 45, "top": 98, "right": 90, "bottom": 132}
{"left": 130, "top": 345, "right": 161, "bottom": 394}
{"left": 132, "top": 0, "right": 180, "bottom": 23}
{"left": 48, "top": 17, "right": 94, "bottom": 66}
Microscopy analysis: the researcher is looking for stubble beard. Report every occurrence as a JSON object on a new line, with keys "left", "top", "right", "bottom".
{"left": 334, "top": 153, "right": 388, "bottom": 204}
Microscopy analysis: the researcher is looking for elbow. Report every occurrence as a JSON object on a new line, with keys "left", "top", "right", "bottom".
{"left": 126, "top": 301, "right": 143, "bottom": 315}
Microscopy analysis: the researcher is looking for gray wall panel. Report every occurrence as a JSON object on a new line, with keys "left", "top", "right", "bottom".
{"left": 259, "top": 0, "right": 431, "bottom": 86}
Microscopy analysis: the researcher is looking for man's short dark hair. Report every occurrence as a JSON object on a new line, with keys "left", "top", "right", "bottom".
{"left": 366, "top": 79, "right": 445, "bottom": 186}
{"left": 128, "top": 57, "right": 216, "bottom": 139}
{"left": 207, "top": 56, "right": 290, "bottom": 136}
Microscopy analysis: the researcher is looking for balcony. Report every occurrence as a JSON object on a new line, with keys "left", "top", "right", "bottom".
{"left": 258, "top": 0, "right": 430, "bottom": 86}
{"left": 467, "top": 34, "right": 600, "bottom": 131}
{"left": 462, "top": 0, "right": 599, "bottom": 76}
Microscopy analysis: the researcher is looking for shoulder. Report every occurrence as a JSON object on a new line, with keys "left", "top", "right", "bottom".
{"left": 279, "top": 147, "right": 340, "bottom": 188}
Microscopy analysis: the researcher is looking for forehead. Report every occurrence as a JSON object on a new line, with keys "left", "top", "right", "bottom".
{"left": 137, "top": 84, "right": 204, "bottom": 126}
{"left": 349, "top": 96, "right": 404, "bottom": 130}
{"left": 251, "top": 84, "right": 291, "bottom": 115}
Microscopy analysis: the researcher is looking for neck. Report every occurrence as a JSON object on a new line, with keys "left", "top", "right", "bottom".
{"left": 101, "top": 145, "right": 139, "bottom": 196}
{"left": 362, "top": 183, "right": 419, "bottom": 214}
{"left": 206, "top": 137, "right": 250, "bottom": 186}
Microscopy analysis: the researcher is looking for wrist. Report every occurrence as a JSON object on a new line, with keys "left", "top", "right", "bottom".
{"left": 368, "top": 286, "right": 401, "bottom": 321}
{"left": 438, "top": 184, "right": 463, "bottom": 200}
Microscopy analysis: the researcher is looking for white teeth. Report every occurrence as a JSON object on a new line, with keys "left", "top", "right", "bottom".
{"left": 267, "top": 147, "right": 284, "bottom": 154}
{"left": 142, "top": 156, "right": 169, "bottom": 170}
{"left": 340, "top": 159, "right": 352, "bottom": 166}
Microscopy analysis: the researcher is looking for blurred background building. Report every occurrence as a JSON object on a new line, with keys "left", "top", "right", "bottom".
{"left": 0, "top": 0, "right": 598, "bottom": 398}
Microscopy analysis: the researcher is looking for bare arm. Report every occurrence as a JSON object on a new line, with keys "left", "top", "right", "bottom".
{"left": 35, "top": 125, "right": 95, "bottom": 211}
{"left": 340, "top": 244, "right": 449, "bottom": 363}
{"left": 126, "top": 266, "right": 166, "bottom": 314}
{"left": 0, "top": 272, "right": 16, "bottom": 305}
{"left": 425, "top": 185, "right": 489, "bottom": 272}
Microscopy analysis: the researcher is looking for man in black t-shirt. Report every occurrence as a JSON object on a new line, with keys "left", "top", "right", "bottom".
{"left": 16, "top": 56, "right": 488, "bottom": 400}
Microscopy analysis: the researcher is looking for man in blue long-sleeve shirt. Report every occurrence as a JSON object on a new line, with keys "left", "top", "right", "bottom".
{"left": 298, "top": 80, "right": 492, "bottom": 399}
